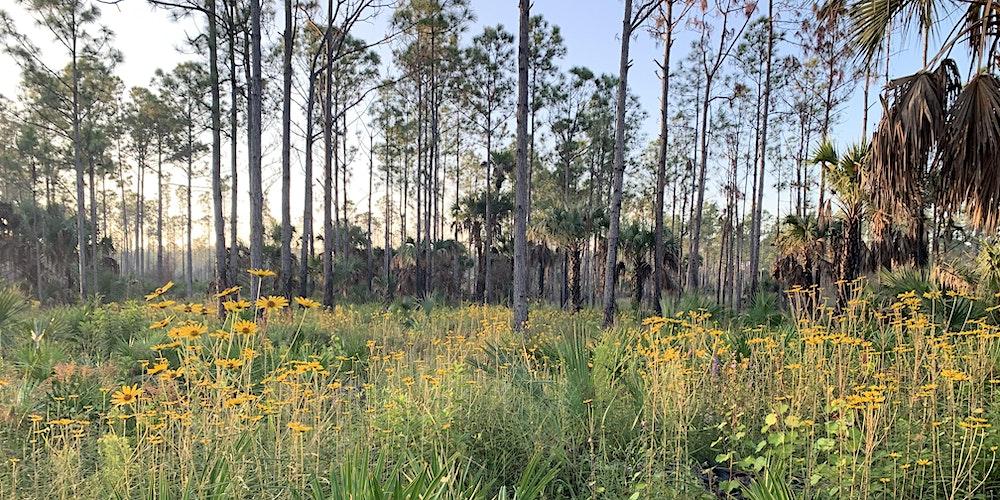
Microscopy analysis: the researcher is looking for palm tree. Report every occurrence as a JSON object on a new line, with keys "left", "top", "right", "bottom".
{"left": 619, "top": 222, "right": 654, "bottom": 311}
{"left": 772, "top": 214, "right": 825, "bottom": 289}
{"left": 813, "top": 140, "right": 867, "bottom": 302}
{"left": 851, "top": 0, "right": 1000, "bottom": 264}
{"left": 451, "top": 191, "right": 513, "bottom": 302}
{"left": 543, "top": 205, "right": 607, "bottom": 312}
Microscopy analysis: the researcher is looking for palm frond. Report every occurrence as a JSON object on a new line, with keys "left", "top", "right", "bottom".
{"left": 938, "top": 74, "right": 1000, "bottom": 231}
{"left": 865, "top": 60, "right": 960, "bottom": 227}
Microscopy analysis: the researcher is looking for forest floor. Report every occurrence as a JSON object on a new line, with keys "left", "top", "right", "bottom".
{"left": 0, "top": 284, "right": 999, "bottom": 498}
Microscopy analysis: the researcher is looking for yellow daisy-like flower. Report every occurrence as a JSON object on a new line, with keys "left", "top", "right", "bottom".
{"left": 146, "top": 359, "right": 169, "bottom": 376}
{"left": 287, "top": 421, "right": 313, "bottom": 433}
{"left": 248, "top": 268, "right": 277, "bottom": 278}
{"left": 152, "top": 341, "right": 181, "bottom": 351}
{"left": 175, "top": 303, "right": 206, "bottom": 315}
{"left": 224, "top": 299, "right": 251, "bottom": 313}
{"left": 110, "top": 385, "right": 143, "bottom": 406}
{"left": 214, "top": 285, "right": 241, "bottom": 298}
{"left": 149, "top": 317, "right": 173, "bottom": 330}
{"left": 256, "top": 295, "right": 289, "bottom": 312}
{"left": 215, "top": 358, "right": 245, "bottom": 369}
{"left": 234, "top": 320, "right": 258, "bottom": 336}
{"left": 145, "top": 281, "right": 175, "bottom": 301}
{"left": 150, "top": 300, "right": 177, "bottom": 310}
{"left": 186, "top": 323, "right": 209, "bottom": 339}
{"left": 294, "top": 297, "right": 320, "bottom": 309}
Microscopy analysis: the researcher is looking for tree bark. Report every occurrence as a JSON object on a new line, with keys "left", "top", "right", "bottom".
{"left": 209, "top": 0, "right": 227, "bottom": 312}
{"left": 322, "top": 0, "right": 335, "bottom": 307}
{"left": 71, "top": 15, "right": 87, "bottom": 299}
{"left": 247, "top": 0, "right": 265, "bottom": 291}
{"left": 652, "top": 0, "right": 673, "bottom": 316}
{"left": 279, "top": 0, "right": 295, "bottom": 298}
{"left": 227, "top": 0, "right": 239, "bottom": 287}
{"left": 602, "top": 0, "right": 638, "bottom": 327}
{"left": 156, "top": 140, "right": 164, "bottom": 281}
{"left": 512, "top": 0, "right": 530, "bottom": 332}
{"left": 300, "top": 66, "right": 317, "bottom": 297}
{"left": 748, "top": 0, "right": 774, "bottom": 300}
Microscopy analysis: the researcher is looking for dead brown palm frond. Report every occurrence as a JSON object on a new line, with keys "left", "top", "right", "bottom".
{"left": 865, "top": 60, "right": 960, "bottom": 222}
{"left": 938, "top": 74, "right": 1000, "bottom": 231}
{"left": 932, "top": 261, "right": 975, "bottom": 295}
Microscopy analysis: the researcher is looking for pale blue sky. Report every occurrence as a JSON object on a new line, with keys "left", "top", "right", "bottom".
{"left": 0, "top": 0, "right": 941, "bottom": 244}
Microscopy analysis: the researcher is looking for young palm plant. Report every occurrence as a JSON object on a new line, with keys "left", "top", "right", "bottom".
{"left": 813, "top": 141, "right": 867, "bottom": 304}
{"left": 619, "top": 221, "right": 654, "bottom": 312}
{"left": 542, "top": 205, "right": 607, "bottom": 312}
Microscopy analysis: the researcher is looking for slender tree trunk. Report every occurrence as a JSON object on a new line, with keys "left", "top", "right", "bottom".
{"left": 483, "top": 114, "right": 493, "bottom": 303}
{"left": 333, "top": 98, "right": 342, "bottom": 261}
{"left": 136, "top": 155, "right": 144, "bottom": 278}
{"left": 570, "top": 246, "right": 582, "bottom": 312}
{"left": 71, "top": 24, "right": 87, "bottom": 299}
{"left": 206, "top": 0, "right": 226, "bottom": 309}
{"left": 453, "top": 114, "right": 460, "bottom": 242}
{"left": 117, "top": 142, "right": 130, "bottom": 288}
{"left": 279, "top": 0, "right": 295, "bottom": 298}
{"left": 512, "top": 0, "right": 530, "bottom": 332}
{"left": 248, "top": 0, "right": 265, "bottom": 291}
{"left": 186, "top": 117, "right": 195, "bottom": 296}
{"left": 652, "top": 1, "right": 673, "bottom": 316}
{"left": 228, "top": 1, "right": 240, "bottom": 285}
{"left": 30, "top": 159, "right": 44, "bottom": 300}
{"left": 89, "top": 159, "right": 99, "bottom": 293}
{"left": 367, "top": 132, "right": 374, "bottom": 294}
{"left": 384, "top": 131, "right": 392, "bottom": 301}
{"left": 301, "top": 69, "right": 317, "bottom": 297}
{"left": 686, "top": 74, "right": 714, "bottom": 291}
{"left": 748, "top": 0, "right": 773, "bottom": 299}
{"left": 322, "top": 1, "right": 335, "bottom": 307}
{"left": 602, "top": 0, "right": 638, "bottom": 327}
{"left": 156, "top": 140, "right": 164, "bottom": 280}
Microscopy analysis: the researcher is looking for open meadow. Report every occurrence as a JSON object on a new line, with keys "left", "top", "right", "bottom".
{"left": 6, "top": 0, "right": 1000, "bottom": 497}
{"left": 1, "top": 279, "right": 999, "bottom": 498}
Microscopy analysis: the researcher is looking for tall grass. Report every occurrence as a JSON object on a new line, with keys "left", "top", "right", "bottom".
{"left": 0, "top": 279, "right": 998, "bottom": 498}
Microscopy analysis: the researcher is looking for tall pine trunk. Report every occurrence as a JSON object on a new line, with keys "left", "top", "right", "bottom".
{"left": 227, "top": 0, "right": 240, "bottom": 286}
{"left": 652, "top": 1, "right": 673, "bottom": 316}
{"left": 300, "top": 49, "right": 321, "bottom": 297}
{"left": 248, "top": 0, "right": 265, "bottom": 289}
{"left": 512, "top": 0, "right": 530, "bottom": 332}
{"left": 71, "top": 26, "right": 87, "bottom": 299}
{"left": 602, "top": 0, "right": 637, "bottom": 327}
{"left": 322, "top": 0, "right": 335, "bottom": 307}
{"left": 279, "top": 0, "right": 294, "bottom": 298}
{"left": 748, "top": 0, "right": 774, "bottom": 300}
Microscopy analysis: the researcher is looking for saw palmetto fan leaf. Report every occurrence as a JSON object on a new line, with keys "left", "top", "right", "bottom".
{"left": 864, "top": 59, "right": 960, "bottom": 221}
{"left": 938, "top": 74, "right": 1000, "bottom": 231}
{"left": 849, "top": 0, "right": 940, "bottom": 63}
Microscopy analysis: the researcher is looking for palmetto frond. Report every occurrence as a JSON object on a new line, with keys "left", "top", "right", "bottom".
{"left": 865, "top": 59, "right": 960, "bottom": 223}
{"left": 938, "top": 73, "right": 1000, "bottom": 231}
{"left": 848, "top": 0, "right": 942, "bottom": 64}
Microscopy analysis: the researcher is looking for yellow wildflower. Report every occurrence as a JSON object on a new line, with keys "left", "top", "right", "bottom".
{"left": 294, "top": 296, "right": 320, "bottom": 309}
{"left": 256, "top": 295, "right": 289, "bottom": 312}
{"left": 233, "top": 320, "right": 258, "bottom": 336}
{"left": 247, "top": 268, "right": 277, "bottom": 278}
{"left": 144, "top": 281, "right": 175, "bottom": 301}
{"left": 214, "top": 285, "right": 241, "bottom": 298}
{"left": 110, "top": 385, "right": 143, "bottom": 406}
